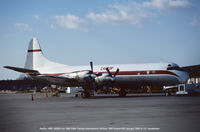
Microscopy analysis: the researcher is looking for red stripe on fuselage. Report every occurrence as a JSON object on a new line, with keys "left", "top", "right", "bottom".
{"left": 110, "top": 70, "right": 178, "bottom": 77}
{"left": 28, "top": 49, "right": 42, "bottom": 52}
{"left": 37, "top": 70, "right": 178, "bottom": 77}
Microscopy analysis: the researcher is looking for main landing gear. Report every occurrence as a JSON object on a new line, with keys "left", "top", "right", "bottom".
{"left": 80, "top": 87, "right": 127, "bottom": 98}
{"left": 119, "top": 89, "right": 127, "bottom": 97}
{"left": 81, "top": 91, "right": 91, "bottom": 98}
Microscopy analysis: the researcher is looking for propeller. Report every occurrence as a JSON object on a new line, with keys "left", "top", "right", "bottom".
{"left": 90, "top": 61, "right": 93, "bottom": 73}
{"left": 89, "top": 61, "right": 102, "bottom": 76}
{"left": 105, "top": 68, "right": 120, "bottom": 92}
{"left": 88, "top": 64, "right": 120, "bottom": 93}
{"left": 106, "top": 68, "right": 120, "bottom": 82}
{"left": 114, "top": 68, "right": 119, "bottom": 77}
{"left": 89, "top": 61, "right": 98, "bottom": 91}
{"left": 106, "top": 68, "right": 119, "bottom": 78}
{"left": 106, "top": 68, "right": 112, "bottom": 77}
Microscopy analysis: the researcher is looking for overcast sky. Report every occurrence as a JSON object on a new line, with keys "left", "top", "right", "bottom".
{"left": 0, "top": 0, "right": 200, "bottom": 80}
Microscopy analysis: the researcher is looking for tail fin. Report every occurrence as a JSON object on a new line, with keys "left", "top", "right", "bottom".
{"left": 24, "top": 37, "right": 44, "bottom": 69}
{"left": 24, "top": 38, "right": 66, "bottom": 71}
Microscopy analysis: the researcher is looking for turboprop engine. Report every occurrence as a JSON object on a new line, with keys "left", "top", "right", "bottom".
{"left": 95, "top": 68, "right": 119, "bottom": 86}
{"left": 68, "top": 70, "right": 94, "bottom": 83}
{"left": 70, "top": 61, "right": 120, "bottom": 89}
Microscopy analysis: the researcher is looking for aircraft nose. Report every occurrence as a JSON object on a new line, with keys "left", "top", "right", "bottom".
{"left": 179, "top": 71, "right": 189, "bottom": 83}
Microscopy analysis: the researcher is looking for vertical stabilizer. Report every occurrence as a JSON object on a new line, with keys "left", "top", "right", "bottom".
{"left": 24, "top": 38, "right": 67, "bottom": 71}
{"left": 24, "top": 38, "right": 44, "bottom": 69}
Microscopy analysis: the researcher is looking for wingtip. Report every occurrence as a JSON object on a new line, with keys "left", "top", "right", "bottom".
{"left": 3, "top": 66, "right": 9, "bottom": 68}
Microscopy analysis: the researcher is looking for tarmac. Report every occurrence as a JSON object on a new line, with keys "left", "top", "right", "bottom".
{"left": 0, "top": 93, "right": 200, "bottom": 132}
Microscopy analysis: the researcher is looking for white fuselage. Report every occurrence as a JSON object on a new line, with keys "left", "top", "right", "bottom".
{"left": 37, "top": 62, "right": 189, "bottom": 87}
{"left": 24, "top": 38, "right": 189, "bottom": 88}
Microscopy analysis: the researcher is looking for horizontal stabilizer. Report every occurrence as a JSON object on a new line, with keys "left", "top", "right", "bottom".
{"left": 4, "top": 66, "right": 39, "bottom": 74}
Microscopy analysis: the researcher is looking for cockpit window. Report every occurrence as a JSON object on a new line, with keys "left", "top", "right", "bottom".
{"left": 167, "top": 64, "right": 183, "bottom": 71}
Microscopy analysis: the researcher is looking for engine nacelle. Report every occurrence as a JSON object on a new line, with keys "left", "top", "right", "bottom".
{"left": 68, "top": 70, "right": 93, "bottom": 83}
{"left": 95, "top": 73, "right": 114, "bottom": 85}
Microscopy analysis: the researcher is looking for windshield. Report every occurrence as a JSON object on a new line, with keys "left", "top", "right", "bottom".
{"left": 167, "top": 64, "right": 183, "bottom": 71}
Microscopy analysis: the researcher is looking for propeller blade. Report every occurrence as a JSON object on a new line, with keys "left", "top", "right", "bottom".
{"left": 106, "top": 68, "right": 112, "bottom": 77}
{"left": 90, "top": 61, "right": 93, "bottom": 73}
{"left": 114, "top": 68, "right": 119, "bottom": 77}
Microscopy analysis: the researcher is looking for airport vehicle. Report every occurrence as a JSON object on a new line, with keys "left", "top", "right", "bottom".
{"left": 4, "top": 38, "right": 195, "bottom": 98}
{"left": 176, "top": 84, "right": 188, "bottom": 95}
{"left": 163, "top": 83, "right": 200, "bottom": 96}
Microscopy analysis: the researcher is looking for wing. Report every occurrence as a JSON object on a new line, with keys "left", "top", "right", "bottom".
{"left": 4, "top": 66, "right": 39, "bottom": 74}
{"left": 34, "top": 75, "right": 80, "bottom": 87}
{"left": 4, "top": 66, "right": 83, "bottom": 87}
{"left": 181, "top": 64, "right": 200, "bottom": 78}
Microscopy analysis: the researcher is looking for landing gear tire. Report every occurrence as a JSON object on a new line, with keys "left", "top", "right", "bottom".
{"left": 81, "top": 91, "right": 91, "bottom": 98}
{"left": 165, "top": 91, "right": 171, "bottom": 96}
{"left": 119, "top": 90, "right": 127, "bottom": 97}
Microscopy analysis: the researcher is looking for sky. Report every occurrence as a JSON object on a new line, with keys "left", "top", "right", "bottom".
{"left": 0, "top": 0, "right": 200, "bottom": 80}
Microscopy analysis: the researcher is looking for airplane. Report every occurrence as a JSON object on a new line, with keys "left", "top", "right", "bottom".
{"left": 4, "top": 37, "right": 197, "bottom": 98}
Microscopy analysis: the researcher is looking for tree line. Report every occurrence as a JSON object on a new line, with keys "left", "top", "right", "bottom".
{"left": 0, "top": 77, "right": 48, "bottom": 91}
